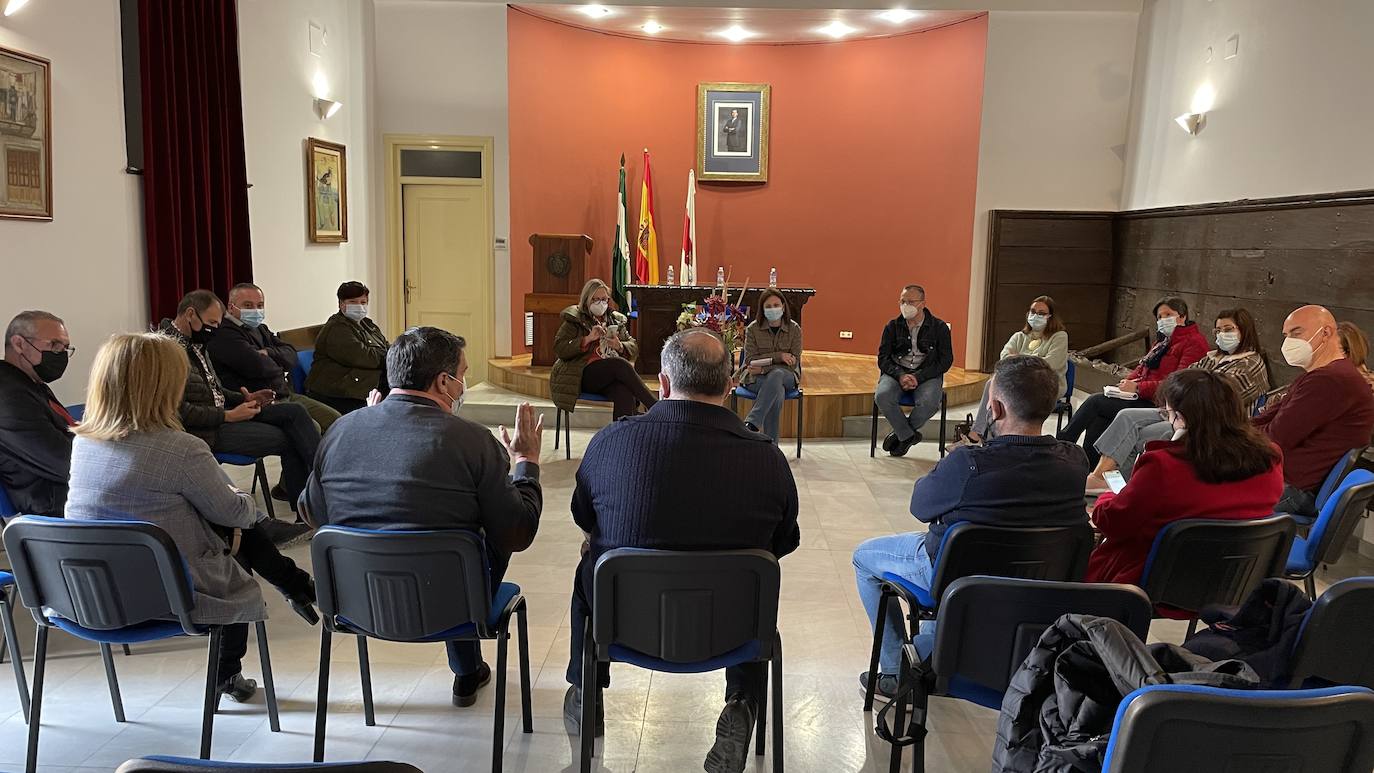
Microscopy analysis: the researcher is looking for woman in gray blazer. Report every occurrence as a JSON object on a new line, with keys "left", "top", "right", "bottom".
{"left": 65, "top": 332, "right": 314, "bottom": 703}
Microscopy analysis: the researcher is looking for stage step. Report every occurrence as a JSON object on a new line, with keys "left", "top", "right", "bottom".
{"left": 458, "top": 382, "right": 613, "bottom": 429}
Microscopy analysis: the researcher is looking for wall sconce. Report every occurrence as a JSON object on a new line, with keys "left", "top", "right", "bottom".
{"left": 1174, "top": 111, "right": 1206, "bottom": 135}
{"left": 315, "top": 98, "right": 342, "bottom": 120}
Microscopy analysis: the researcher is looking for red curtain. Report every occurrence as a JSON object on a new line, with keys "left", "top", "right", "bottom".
{"left": 139, "top": 0, "right": 252, "bottom": 323}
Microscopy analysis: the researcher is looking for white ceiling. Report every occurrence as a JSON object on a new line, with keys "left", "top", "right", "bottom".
{"left": 511, "top": 4, "right": 985, "bottom": 44}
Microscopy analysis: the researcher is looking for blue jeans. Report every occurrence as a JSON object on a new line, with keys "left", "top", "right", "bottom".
{"left": 853, "top": 532, "right": 935, "bottom": 674}
{"left": 875, "top": 375, "right": 944, "bottom": 442}
{"left": 743, "top": 368, "right": 798, "bottom": 441}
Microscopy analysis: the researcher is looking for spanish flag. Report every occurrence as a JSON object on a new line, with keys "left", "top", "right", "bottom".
{"left": 635, "top": 148, "right": 660, "bottom": 284}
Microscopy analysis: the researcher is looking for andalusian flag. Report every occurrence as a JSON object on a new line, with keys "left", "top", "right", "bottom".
{"left": 680, "top": 169, "right": 697, "bottom": 285}
{"left": 611, "top": 154, "right": 631, "bottom": 311}
{"left": 635, "top": 148, "right": 660, "bottom": 284}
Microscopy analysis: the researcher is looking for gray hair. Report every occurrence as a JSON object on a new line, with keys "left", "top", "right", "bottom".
{"left": 176, "top": 289, "right": 223, "bottom": 316}
{"left": 990, "top": 355, "right": 1059, "bottom": 423}
{"left": 5, "top": 310, "right": 64, "bottom": 345}
{"left": 661, "top": 328, "right": 731, "bottom": 397}
{"left": 228, "top": 283, "right": 263, "bottom": 304}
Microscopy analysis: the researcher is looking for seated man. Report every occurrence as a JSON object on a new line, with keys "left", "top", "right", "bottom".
{"left": 159, "top": 290, "right": 316, "bottom": 540}
{"left": 208, "top": 282, "right": 341, "bottom": 436}
{"left": 0, "top": 310, "right": 77, "bottom": 517}
{"left": 876, "top": 284, "right": 953, "bottom": 457}
{"left": 1257, "top": 304, "right": 1374, "bottom": 518}
{"left": 301, "top": 326, "right": 543, "bottom": 707}
{"left": 853, "top": 355, "right": 1089, "bottom": 699}
{"left": 562, "top": 328, "right": 800, "bottom": 773}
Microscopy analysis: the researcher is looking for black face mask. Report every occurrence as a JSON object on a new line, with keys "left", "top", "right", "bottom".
{"left": 190, "top": 310, "right": 217, "bottom": 346}
{"left": 32, "top": 349, "right": 69, "bottom": 383}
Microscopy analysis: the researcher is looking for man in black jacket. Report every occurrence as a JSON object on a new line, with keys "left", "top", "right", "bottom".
{"left": 301, "top": 326, "right": 543, "bottom": 708}
{"left": 875, "top": 284, "right": 954, "bottom": 456}
{"left": 0, "top": 310, "right": 77, "bottom": 517}
{"left": 209, "top": 283, "right": 340, "bottom": 434}
{"left": 561, "top": 328, "right": 801, "bottom": 773}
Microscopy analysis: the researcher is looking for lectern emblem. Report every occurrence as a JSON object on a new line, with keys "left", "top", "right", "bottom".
{"left": 547, "top": 252, "right": 571, "bottom": 278}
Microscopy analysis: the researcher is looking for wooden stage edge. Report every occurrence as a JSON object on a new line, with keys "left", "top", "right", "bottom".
{"left": 488, "top": 351, "right": 989, "bottom": 439}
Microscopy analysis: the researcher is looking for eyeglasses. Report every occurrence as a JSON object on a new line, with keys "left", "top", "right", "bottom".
{"left": 23, "top": 337, "right": 76, "bottom": 358}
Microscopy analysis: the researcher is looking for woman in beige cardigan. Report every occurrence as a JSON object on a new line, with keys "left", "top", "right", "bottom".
{"left": 740, "top": 288, "right": 803, "bottom": 440}
{"left": 550, "top": 278, "right": 656, "bottom": 419}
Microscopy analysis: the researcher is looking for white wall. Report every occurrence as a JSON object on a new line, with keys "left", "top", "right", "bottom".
{"left": 965, "top": 11, "right": 1139, "bottom": 368}
{"left": 0, "top": 0, "right": 146, "bottom": 405}
{"left": 1121, "top": 0, "right": 1374, "bottom": 210}
{"left": 238, "top": 0, "right": 378, "bottom": 333}
{"left": 373, "top": 0, "right": 512, "bottom": 356}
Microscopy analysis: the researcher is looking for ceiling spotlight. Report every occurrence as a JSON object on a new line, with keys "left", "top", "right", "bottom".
{"left": 4, "top": 0, "right": 32, "bottom": 16}
{"left": 717, "top": 25, "right": 754, "bottom": 43}
{"left": 315, "top": 98, "right": 343, "bottom": 120}
{"left": 578, "top": 4, "right": 612, "bottom": 18}
{"left": 819, "top": 20, "right": 856, "bottom": 38}
{"left": 877, "top": 8, "right": 919, "bottom": 23}
{"left": 641, "top": 20, "right": 665, "bottom": 34}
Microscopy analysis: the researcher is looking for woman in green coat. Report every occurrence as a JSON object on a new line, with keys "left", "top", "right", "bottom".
{"left": 305, "top": 280, "right": 390, "bottom": 414}
{"left": 550, "top": 278, "right": 656, "bottom": 419}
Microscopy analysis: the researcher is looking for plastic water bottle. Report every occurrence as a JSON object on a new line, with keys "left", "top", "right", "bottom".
{"left": 769, "top": 267, "right": 777, "bottom": 287}
{"left": 716, "top": 266, "right": 725, "bottom": 288}
{"left": 666, "top": 265, "right": 675, "bottom": 285}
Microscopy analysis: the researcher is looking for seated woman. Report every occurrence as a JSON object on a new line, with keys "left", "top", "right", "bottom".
{"left": 953, "top": 295, "right": 1068, "bottom": 449}
{"left": 1057, "top": 296, "right": 1209, "bottom": 466}
{"left": 1084, "top": 369, "right": 1284, "bottom": 586}
{"left": 305, "top": 281, "right": 389, "bottom": 415}
{"left": 551, "top": 278, "right": 656, "bottom": 420}
{"left": 740, "top": 289, "right": 803, "bottom": 441}
{"left": 1085, "top": 307, "right": 1272, "bottom": 490}
{"left": 66, "top": 333, "right": 318, "bottom": 702}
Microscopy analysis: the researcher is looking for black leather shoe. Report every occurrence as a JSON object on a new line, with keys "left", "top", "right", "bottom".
{"left": 744, "top": 421, "right": 761, "bottom": 433}
{"left": 258, "top": 519, "right": 312, "bottom": 549}
{"left": 891, "top": 431, "right": 922, "bottom": 457}
{"left": 704, "top": 697, "right": 757, "bottom": 773}
{"left": 287, "top": 579, "right": 319, "bottom": 626}
{"left": 452, "top": 662, "right": 492, "bottom": 707}
{"left": 218, "top": 673, "right": 258, "bottom": 703}
{"left": 269, "top": 482, "right": 290, "bottom": 502}
{"left": 562, "top": 685, "right": 605, "bottom": 737}
{"left": 882, "top": 432, "right": 899, "bottom": 453}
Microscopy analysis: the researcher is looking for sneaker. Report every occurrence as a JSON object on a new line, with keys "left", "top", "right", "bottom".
{"left": 217, "top": 673, "right": 258, "bottom": 703}
{"left": 859, "top": 671, "right": 899, "bottom": 704}
{"left": 882, "top": 432, "right": 899, "bottom": 453}
{"left": 258, "top": 519, "right": 312, "bottom": 549}
{"left": 703, "top": 697, "right": 757, "bottom": 773}
{"left": 562, "top": 685, "right": 605, "bottom": 737}
{"left": 452, "top": 662, "right": 492, "bottom": 707}
{"left": 890, "top": 431, "right": 922, "bottom": 457}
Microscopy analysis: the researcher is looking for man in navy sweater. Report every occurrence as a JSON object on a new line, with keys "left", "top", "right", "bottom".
{"left": 563, "top": 328, "right": 800, "bottom": 773}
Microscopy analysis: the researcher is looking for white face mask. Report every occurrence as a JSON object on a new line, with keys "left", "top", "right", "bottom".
{"left": 1027, "top": 313, "right": 1048, "bottom": 331}
{"left": 1282, "top": 330, "right": 1324, "bottom": 369}
{"left": 1216, "top": 331, "right": 1241, "bottom": 353}
{"left": 344, "top": 304, "right": 368, "bottom": 322}
{"left": 589, "top": 301, "right": 609, "bottom": 317}
{"left": 900, "top": 303, "right": 919, "bottom": 320}
{"left": 763, "top": 306, "right": 784, "bottom": 322}
{"left": 1157, "top": 316, "right": 1179, "bottom": 336}
{"left": 445, "top": 373, "right": 467, "bottom": 415}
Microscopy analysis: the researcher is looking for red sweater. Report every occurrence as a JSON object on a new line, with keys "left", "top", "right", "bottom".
{"left": 1085, "top": 440, "right": 1284, "bottom": 586}
{"left": 1253, "top": 358, "right": 1374, "bottom": 492}
{"left": 1128, "top": 323, "right": 1210, "bottom": 403}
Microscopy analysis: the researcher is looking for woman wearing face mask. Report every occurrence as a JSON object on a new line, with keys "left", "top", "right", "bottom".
{"left": 1084, "top": 308, "right": 1272, "bottom": 490}
{"left": 951, "top": 296, "right": 1068, "bottom": 450}
{"left": 739, "top": 289, "right": 803, "bottom": 440}
{"left": 306, "top": 281, "right": 391, "bottom": 415}
{"left": 1057, "top": 296, "right": 1209, "bottom": 466}
{"left": 1084, "top": 369, "right": 1283, "bottom": 586}
{"left": 551, "top": 278, "right": 656, "bottom": 420}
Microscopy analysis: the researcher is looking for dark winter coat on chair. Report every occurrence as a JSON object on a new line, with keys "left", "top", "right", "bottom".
{"left": 1183, "top": 578, "right": 1313, "bottom": 687}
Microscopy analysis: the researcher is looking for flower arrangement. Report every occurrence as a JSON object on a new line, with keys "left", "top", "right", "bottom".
{"left": 676, "top": 281, "right": 750, "bottom": 356}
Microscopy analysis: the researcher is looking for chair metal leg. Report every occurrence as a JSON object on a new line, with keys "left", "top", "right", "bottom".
{"left": 492, "top": 624, "right": 510, "bottom": 773}
{"left": 24, "top": 625, "right": 48, "bottom": 773}
{"left": 255, "top": 621, "right": 281, "bottom": 732}
{"left": 516, "top": 603, "right": 533, "bottom": 734}
{"left": 1305, "top": 573, "right": 1317, "bottom": 599}
{"left": 1185, "top": 618, "right": 1199, "bottom": 638}
{"left": 579, "top": 626, "right": 595, "bottom": 773}
{"left": 121, "top": 644, "right": 132, "bottom": 656}
{"left": 554, "top": 408, "right": 561, "bottom": 450}
{"left": 870, "top": 401, "right": 880, "bottom": 458}
{"left": 771, "top": 632, "right": 784, "bottom": 773}
{"left": 864, "top": 588, "right": 893, "bottom": 712}
{"left": 255, "top": 460, "right": 276, "bottom": 520}
{"left": 200, "top": 626, "right": 224, "bottom": 760}
{"left": 357, "top": 636, "right": 375, "bottom": 727}
{"left": 754, "top": 661, "right": 768, "bottom": 757}
{"left": 100, "top": 643, "right": 126, "bottom": 722}
{"left": 1, "top": 591, "right": 29, "bottom": 723}
{"left": 937, "top": 392, "right": 948, "bottom": 459}
{"left": 313, "top": 628, "right": 333, "bottom": 763}
{"left": 795, "top": 394, "right": 803, "bottom": 459}
{"left": 565, "top": 410, "right": 573, "bottom": 460}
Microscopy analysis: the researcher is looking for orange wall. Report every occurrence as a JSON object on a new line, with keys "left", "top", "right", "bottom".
{"left": 508, "top": 11, "right": 988, "bottom": 362}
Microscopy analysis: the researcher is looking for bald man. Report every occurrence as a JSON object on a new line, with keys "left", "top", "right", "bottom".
{"left": 1256, "top": 305, "right": 1374, "bottom": 517}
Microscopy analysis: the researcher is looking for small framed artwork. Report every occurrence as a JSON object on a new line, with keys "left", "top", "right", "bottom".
{"left": 696, "top": 82, "right": 770, "bottom": 183}
{"left": 306, "top": 137, "right": 348, "bottom": 242}
{"left": 0, "top": 45, "right": 53, "bottom": 221}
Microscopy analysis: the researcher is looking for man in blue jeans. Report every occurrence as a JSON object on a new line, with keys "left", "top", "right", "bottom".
{"left": 854, "top": 355, "right": 1088, "bottom": 698}
{"left": 875, "top": 285, "right": 954, "bottom": 456}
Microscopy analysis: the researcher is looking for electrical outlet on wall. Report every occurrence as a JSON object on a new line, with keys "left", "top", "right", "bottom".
{"left": 839, "top": 331, "right": 853, "bottom": 339}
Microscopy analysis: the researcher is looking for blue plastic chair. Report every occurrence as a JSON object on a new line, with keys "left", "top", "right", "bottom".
{"left": 64, "top": 403, "right": 85, "bottom": 422}
{"left": 554, "top": 392, "right": 614, "bottom": 460}
{"left": 1285, "top": 470, "right": 1374, "bottom": 597}
{"left": 1287, "top": 576, "right": 1374, "bottom": 689}
{"left": 116, "top": 757, "right": 422, "bottom": 772}
{"left": 1250, "top": 390, "right": 1269, "bottom": 417}
{"left": 1053, "top": 361, "right": 1076, "bottom": 433}
{"left": 0, "top": 481, "right": 15, "bottom": 526}
{"left": 730, "top": 351, "right": 804, "bottom": 459}
{"left": 1102, "top": 685, "right": 1374, "bottom": 773}
{"left": 214, "top": 453, "right": 277, "bottom": 519}
{"left": 3, "top": 516, "right": 280, "bottom": 772}
{"left": 291, "top": 350, "right": 315, "bottom": 396}
{"left": 0, "top": 569, "right": 29, "bottom": 723}
{"left": 870, "top": 389, "right": 949, "bottom": 459}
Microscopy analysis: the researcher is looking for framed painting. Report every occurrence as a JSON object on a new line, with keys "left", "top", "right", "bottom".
{"left": 307, "top": 137, "right": 348, "bottom": 242}
{"left": 696, "top": 82, "right": 770, "bottom": 183}
{"left": 0, "top": 45, "right": 52, "bottom": 221}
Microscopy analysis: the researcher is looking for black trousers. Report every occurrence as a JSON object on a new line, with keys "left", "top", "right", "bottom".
{"left": 217, "top": 623, "right": 251, "bottom": 684}
{"left": 564, "top": 553, "right": 765, "bottom": 707}
{"left": 1056, "top": 393, "right": 1153, "bottom": 467}
{"left": 308, "top": 392, "right": 367, "bottom": 416}
{"left": 581, "top": 358, "right": 658, "bottom": 419}
{"left": 214, "top": 402, "right": 320, "bottom": 508}
{"left": 216, "top": 526, "right": 315, "bottom": 683}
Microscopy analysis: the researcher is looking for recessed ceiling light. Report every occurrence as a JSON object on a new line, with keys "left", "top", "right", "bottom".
{"left": 4, "top": 0, "right": 32, "bottom": 16}
{"left": 818, "top": 20, "right": 857, "bottom": 38}
{"left": 641, "top": 20, "right": 665, "bottom": 34}
{"left": 578, "top": 4, "right": 612, "bottom": 18}
{"left": 717, "top": 25, "right": 754, "bottom": 43}
{"left": 877, "top": 9, "right": 920, "bottom": 23}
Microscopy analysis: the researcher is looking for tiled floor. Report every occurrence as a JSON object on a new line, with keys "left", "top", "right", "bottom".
{"left": 1, "top": 430, "right": 1370, "bottom": 772}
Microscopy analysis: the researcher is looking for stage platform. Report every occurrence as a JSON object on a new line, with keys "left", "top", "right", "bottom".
{"left": 487, "top": 352, "right": 989, "bottom": 438}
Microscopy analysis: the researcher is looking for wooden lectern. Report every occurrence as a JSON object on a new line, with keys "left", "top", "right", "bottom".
{"left": 524, "top": 233, "right": 593, "bottom": 366}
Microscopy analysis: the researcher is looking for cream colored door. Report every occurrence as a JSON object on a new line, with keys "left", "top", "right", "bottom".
{"left": 402, "top": 184, "right": 492, "bottom": 383}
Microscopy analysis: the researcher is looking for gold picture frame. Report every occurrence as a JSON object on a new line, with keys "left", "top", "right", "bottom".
{"left": 306, "top": 137, "right": 348, "bottom": 243}
{"left": 0, "top": 45, "right": 53, "bottom": 221}
{"left": 696, "top": 82, "right": 770, "bottom": 183}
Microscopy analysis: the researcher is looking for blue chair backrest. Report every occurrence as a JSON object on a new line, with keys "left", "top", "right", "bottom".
{"left": 591, "top": 548, "right": 780, "bottom": 665}
{"left": 931, "top": 576, "right": 1151, "bottom": 699}
{"left": 1103, "top": 685, "right": 1374, "bottom": 773}
{"left": 1316, "top": 447, "right": 1366, "bottom": 511}
{"left": 1250, "top": 391, "right": 1268, "bottom": 417}
{"left": 1063, "top": 360, "right": 1076, "bottom": 397}
{"left": 1140, "top": 515, "right": 1295, "bottom": 614}
{"left": 311, "top": 526, "right": 495, "bottom": 641}
{"left": 291, "top": 350, "right": 315, "bottom": 395}
{"left": 65, "top": 403, "right": 85, "bottom": 422}
{"left": 1301, "top": 469, "right": 1374, "bottom": 568}
{"left": 928, "top": 521, "right": 1096, "bottom": 604}
{"left": 0, "top": 482, "right": 15, "bottom": 519}
{"left": 1, "top": 515, "right": 198, "bottom": 634}
{"left": 115, "top": 756, "right": 425, "bottom": 772}
{"left": 1288, "top": 577, "right": 1374, "bottom": 689}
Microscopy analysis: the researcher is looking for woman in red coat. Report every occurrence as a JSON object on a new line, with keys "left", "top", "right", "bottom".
{"left": 1086, "top": 368, "right": 1284, "bottom": 586}
{"left": 1058, "top": 296, "right": 1210, "bottom": 466}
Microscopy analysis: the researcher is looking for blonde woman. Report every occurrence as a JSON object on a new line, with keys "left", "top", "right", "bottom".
{"left": 551, "top": 278, "right": 656, "bottom": 419}
{"left": 65, "top": 332, "right": 317, "bottom": 703}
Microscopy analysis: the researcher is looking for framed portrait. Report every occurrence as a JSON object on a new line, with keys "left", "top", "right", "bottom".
{"left": 697, "top": 82, "right": 770, "bottom": 183}
{"left": 0, "top": 45, "right": 53, "bottom": 221}
{"left": 306, "top": 137, "right": 348, "bottom": 242}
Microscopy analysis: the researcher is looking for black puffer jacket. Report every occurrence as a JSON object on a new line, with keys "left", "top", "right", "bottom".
{"left": 158, "top": 319, "right": 244, "bottom": 446}
{"left": 1184, "top": 578, "right": 1313, "bottom": 687}
{"left": 992, "top": 614, "right": 1260, "bottom": 773}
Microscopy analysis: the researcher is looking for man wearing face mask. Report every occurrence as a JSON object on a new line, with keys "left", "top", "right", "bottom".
{"left": 875, "top": 284, "right": 954, "bottom": 457}
{"left": 0, "top": 310, "right": 78, "bottom": 517}
{"left": 1255, "top": 304, "right": 1374, "bottom": 518}
{"left": 301, "top": 326, "right": 544, "bottom": 708}
{"left": 306, "top": 281, "right": 390, "bottom": 415}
